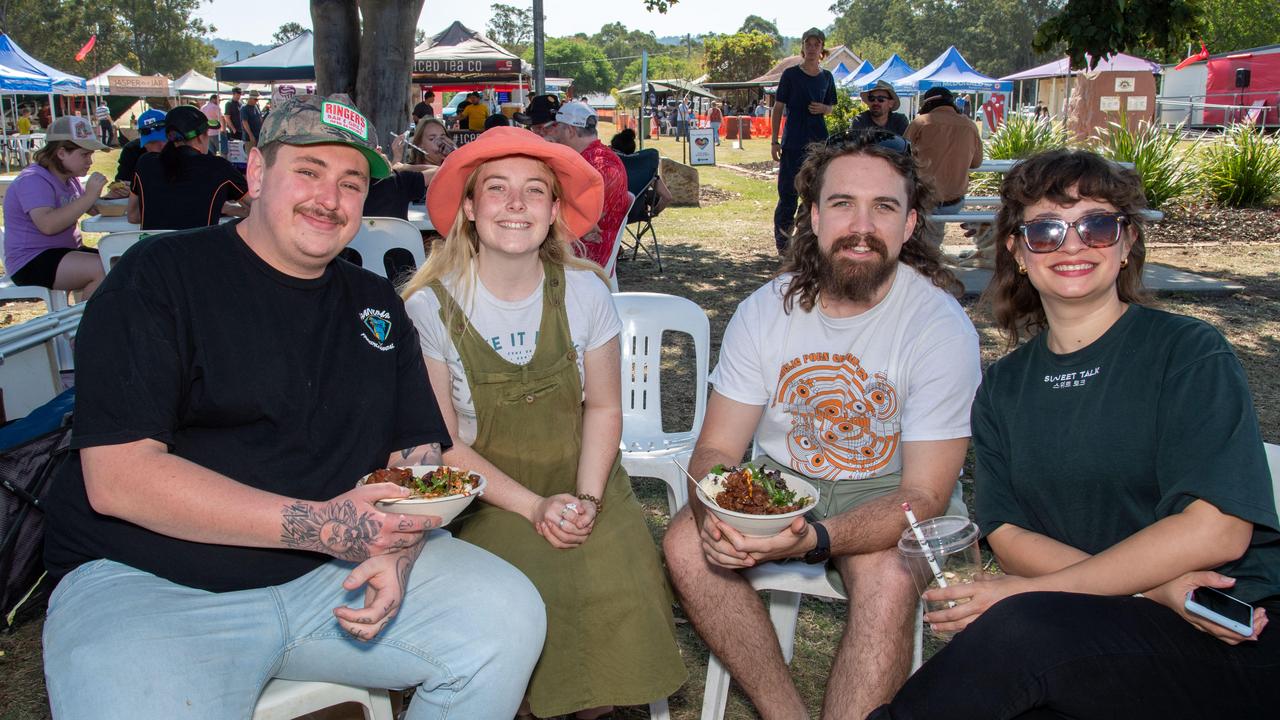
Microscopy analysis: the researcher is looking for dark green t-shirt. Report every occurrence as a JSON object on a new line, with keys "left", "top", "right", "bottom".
{"left": 973, "top": 304, "right": 1280, "bottom": 603}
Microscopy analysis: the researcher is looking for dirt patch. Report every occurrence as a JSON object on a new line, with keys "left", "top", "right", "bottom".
{"left": 1145, "top": 204, "right": 1280, "bottom": 246}
{"left": 698, "top": 186, "right": 740, "bottom": 206}
{"left": 739, "top": 161, "right": 777, "bottom": 175}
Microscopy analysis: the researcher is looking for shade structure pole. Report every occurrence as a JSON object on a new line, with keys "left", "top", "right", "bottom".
{"left": 639, "top": 50, "right": 648, "bottom": 150}
{"left": 533, "top": 0, "right": 545, "bottom": 95}
{"left": 47, "top": 92, "right": 55, "bottom": 121}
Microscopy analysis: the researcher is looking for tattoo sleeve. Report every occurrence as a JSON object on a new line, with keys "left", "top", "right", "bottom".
{"left": 280, "top": 500, "right": 382, "bottom": 561}
{"left": 397, "top": 442, "right": 443, "bottom": 466}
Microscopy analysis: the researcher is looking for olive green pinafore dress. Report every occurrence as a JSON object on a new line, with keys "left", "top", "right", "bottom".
{"left": 429, "top": 263, "right": 685, "bottom": 717}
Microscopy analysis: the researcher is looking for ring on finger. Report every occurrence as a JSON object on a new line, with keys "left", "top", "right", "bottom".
{"left": 558, "top": 518, "right": 566, "bottom": 528}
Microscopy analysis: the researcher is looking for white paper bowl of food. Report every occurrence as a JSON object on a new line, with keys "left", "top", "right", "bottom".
{"left": 694, "top": 464, "right": 819, "bottom": 537}
{"left": 363, "top": 465, "right": 486, "bottom": 525}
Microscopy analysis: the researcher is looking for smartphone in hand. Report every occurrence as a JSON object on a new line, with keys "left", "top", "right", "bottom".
{"left": 1185, "top": 587, "right": 1255, "bottom": 637}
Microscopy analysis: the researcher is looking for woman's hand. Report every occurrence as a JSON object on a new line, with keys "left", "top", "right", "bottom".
{"left": 530, "top": 493, "right": 592, "bottom": 549}
{"left": 84, "top": 172, "right": 109, "bottom": 199}
{"left": 922, "top": 574, "right": 1033, "bottom": 635}
{"left": 1145, "top": 571, "right": 1269, "bottom": 644}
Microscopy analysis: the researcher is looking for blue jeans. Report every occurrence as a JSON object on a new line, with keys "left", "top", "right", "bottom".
{"left": 43, "top": 531, "right": 546, "bottom": 719}
{"left": 219, "top": 132, "right": 229, "bottom": 156}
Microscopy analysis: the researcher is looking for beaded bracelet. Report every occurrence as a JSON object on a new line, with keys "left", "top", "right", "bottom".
{"left": 576, "top": 492, "right": 603, "bottom": 513}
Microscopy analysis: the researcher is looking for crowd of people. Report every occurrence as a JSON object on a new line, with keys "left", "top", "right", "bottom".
{"left": 6, "top": 36, "right": 1276, "bottom": 720}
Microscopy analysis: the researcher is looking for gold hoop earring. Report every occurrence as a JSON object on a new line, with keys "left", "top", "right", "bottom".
{"left": 1017, "top": 263, "right": 1027, "bottom": 275}
{"left": 1120, "top": 257, "right": 1129, "bottom": 268}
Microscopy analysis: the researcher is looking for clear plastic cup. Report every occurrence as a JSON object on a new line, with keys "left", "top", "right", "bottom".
{"left": 897, "top": 515, "right": 983, "bottom": 638}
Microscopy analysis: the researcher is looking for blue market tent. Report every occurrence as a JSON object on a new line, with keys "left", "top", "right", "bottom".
{"left": 0, "top": 34, "right": 85, "bottom": 94}
{"left": 838, "top": 60, "right": 875, "bottom": 88}
{"left": 893, "top": 46, "right": 1011, "bottom": 94}
{"left": 851, "top": 54, "right": 916, "bottom": 93}
{"left": 831, "top": 63, "right": 851, "bottom": 81}
{"left": 216, "top": 31, "right": 314, "bottom": 83}
{"left": 0, "top": 62, "right": 51, "bottom": 93}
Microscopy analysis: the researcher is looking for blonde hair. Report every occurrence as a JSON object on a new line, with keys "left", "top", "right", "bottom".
{"left": 398, "top": 157, "right": 609, "bottom": 323}
{"left": 408, "top": 117, "right": 447, "bottom": 165}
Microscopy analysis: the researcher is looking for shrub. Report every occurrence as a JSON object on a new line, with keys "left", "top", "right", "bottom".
{"left": 970, "top": 114, "right": 1071, "bottom": 195}
{"left": 1091, "top": 120, "right": 1196, "bottom": 209}
{"left": 1196, "top": 124, "right": 1280, "bottom": 208}
{"left": 826, "top": 92, "right": 863, "bottom": 135}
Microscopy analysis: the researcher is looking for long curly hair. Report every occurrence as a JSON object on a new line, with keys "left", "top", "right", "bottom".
{"left": 780, "top": 137, "right": 961, "bottom": 313}
{"left": 986, "top": 149, "right": 1150, "bottom": 348}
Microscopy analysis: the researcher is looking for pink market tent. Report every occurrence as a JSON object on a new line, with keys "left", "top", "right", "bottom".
{"left": 1001, "top": 53, "right": 1162, "bottom": 81}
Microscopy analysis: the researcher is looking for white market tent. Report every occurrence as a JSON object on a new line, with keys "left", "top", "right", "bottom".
{"left": 216, "top": 31, "right": 314, "bottom": 83}
{"left": 174, "top": 69, "right": 236, "bottom": 96}
{"left": 86, "top": 63, "right": 138, "bottom": 95}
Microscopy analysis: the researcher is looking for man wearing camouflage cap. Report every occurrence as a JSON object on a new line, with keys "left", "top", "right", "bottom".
{"left": 41, "top": 94, "right": 546, "bottom": 719}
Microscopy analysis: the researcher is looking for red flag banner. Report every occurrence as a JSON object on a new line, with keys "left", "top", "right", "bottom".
{"left": 1174, "top": 41, "right": 1209, "bottom": 71}
{"left": 74, "top": 35, "right": 96, "bottom": 62}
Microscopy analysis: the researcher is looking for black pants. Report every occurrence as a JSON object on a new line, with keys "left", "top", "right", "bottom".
{"left": 867, "top": 592, "right": 1280, "bottom": 720}
{"left": 773, "top": 145, "right": 809, "bottom": 253}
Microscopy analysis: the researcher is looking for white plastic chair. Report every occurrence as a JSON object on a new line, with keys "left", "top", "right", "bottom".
{"left": 1, "top": 227, "right": 73, "bottom": 370}
{"left": 347, "top": 217, "right": 428, "bottom": 281}
{"left": 613, "top": 292, "right": 710, "bottom": 514}
{"left": 1265, "top": 442, "right": 1280, "bottom": 512}
{"left": 603, "top": 192, "right": 637, "bottom": 292}
{"left": 97, "top": 231, "right": 162, "bottom": 273}
{"left": 252, "top": 679, "right": 393, "bottom": 720}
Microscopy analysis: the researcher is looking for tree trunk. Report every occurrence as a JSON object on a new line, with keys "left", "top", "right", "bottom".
{"left": 355, "top": 0, "right": 424, "bottom": 149}
{"left": 311, "top": 0, "right": 360, "bottom": 99}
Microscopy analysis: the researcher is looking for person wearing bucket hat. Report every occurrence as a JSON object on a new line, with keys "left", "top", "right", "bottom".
{"left": 105, "top": 108, "right": 167, "bottom": 199}
{"left": 1, "top": 114, "right": 109, "bottom": 298}
{"left": 905, "top": 86, "right": 982, "bottom": 248}
{"left": 40, "top": 94, "right": 547, "bottom": 718}
{"left": 127, "top": 104, "right": 248, "bottom": 230}
{"left": 771, "top": 25, "right": 836, "bottom": 253}
{"left": 852, "top": 80, "right": 909, "bottom": 135}
{"left": 401, "top": 125, "right": 686, "bottom": 718}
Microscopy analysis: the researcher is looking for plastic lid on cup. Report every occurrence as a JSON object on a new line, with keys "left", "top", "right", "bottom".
{"left": 897, "top": 515, "right": 979, "bottom": 557}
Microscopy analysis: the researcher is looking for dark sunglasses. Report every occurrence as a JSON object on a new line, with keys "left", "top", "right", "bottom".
{"left": 1018, "top": 212, "right": 1128, "bottom": 253}
{"left": 826, "top": 129, "right": 911, "bottom": 155}
{"left": 866, "top": 95, "right": 892, "bottom": 103}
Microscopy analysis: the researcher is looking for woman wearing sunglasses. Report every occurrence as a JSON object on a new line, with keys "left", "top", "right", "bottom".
{"left": 868, "top": 149, "right": 1280, "bottom": 719}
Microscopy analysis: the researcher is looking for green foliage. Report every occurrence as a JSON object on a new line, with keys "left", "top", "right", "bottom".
{"left": 971, "top": 114, "right": 1072, "bottom": 193}
{"left": 826, "top": 93, "right": 864, "bottom": 134}
{"left": 0, "top": 0, "right": 216, "bottom": 75}
{"left": 829, "top": 0, "right": 1063, "bottom": 79}
{"left": 1196, "top": 125, "right": 1280, "bottom": 208}
{"left": 739, "top": 15, "right": 782, "bottom": 55}
{"left": 1091, "top": 120, "right": 1196, "bottom": 209}
{"left": 273, "top": 22, "right": 308, "bottom": 46}
{"left": 704, "top": 32, "right": 776, "bottom": 83}
{"left": 591, "top": 23, "right": 665, "bottom": 86}
{"left": 1174, "top": 0, "right": 1280, "bottom": 65}
{"left": 486, "top": 3, "right": 534, "bottom": 55}
{"left": 529, "top": 38, "right": 615, "bottom": 95}
{"left": 1035, "top": 0, "right": 1199, "bottom": 69}
{"left": 619, "top": 52, "right": 703, "bottom": 87}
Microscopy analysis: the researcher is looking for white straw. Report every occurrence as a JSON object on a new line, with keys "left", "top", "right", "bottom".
{"left": 902, "top": 502, "right": 950, "bottom": 592}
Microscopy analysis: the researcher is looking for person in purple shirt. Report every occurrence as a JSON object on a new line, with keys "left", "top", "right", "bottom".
{"left": 2, "top": 115, "right": 109, "bottom": 299}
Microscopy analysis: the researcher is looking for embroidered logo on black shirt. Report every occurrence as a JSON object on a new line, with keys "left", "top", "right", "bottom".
{"left": 360, "top": 308, "right": 395, "bottom": 351}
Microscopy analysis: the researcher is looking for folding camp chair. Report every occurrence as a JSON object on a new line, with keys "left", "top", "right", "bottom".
{"left": 618, "top": 149, "right": 663, "bottom": 272}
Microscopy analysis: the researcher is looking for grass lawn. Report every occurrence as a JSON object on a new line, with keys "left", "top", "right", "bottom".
{"left": 2, "top": 123, "right": 1279, "bottom": 719}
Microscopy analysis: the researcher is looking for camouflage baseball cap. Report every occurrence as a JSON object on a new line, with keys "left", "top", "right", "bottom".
{"left": 257, "top": 94, "right": 390, "bottom": 179}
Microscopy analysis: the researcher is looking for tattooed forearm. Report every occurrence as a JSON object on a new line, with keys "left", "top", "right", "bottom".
{"left": 280, "top": 500, "right": 382, "bottom": 561}
{"left": 396, "top": 442, "right": 443, "bottom": 466}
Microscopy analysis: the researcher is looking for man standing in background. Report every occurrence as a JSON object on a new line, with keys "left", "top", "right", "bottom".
{"left": 95, "top": 100, "right": 113, "bottom": 147}
{"left": 222, "top": 87, "right": 244, "bottom": 155}
{"left": 905, "top": 87, "right": 983, "bottom": 248}
{"left": 241, "top": 90, "right": 264, "bottom": 150}
{"left": 201, "top": 93, "right": 222, "bottom": 155}
{"left": 771, "top": 27, "right": 836, "bottom": 254}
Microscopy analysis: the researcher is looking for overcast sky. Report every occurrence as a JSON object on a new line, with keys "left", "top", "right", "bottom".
{"left": 195, "top": 0, "right": 839, "bottom": 46}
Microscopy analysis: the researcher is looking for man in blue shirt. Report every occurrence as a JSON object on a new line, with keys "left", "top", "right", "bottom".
{"left": 771, "top": 27, "right": 836, "bottom": 254}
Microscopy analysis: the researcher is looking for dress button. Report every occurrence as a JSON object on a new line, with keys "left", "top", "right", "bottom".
{"left": 567, "top": 349, "right": 578, "bottom": 361}
{"left": 525, "top": 394, "right": 535, "bottom": 404}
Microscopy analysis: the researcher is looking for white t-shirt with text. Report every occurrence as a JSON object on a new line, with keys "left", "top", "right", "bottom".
{"left": 710, "top": 265, "right": 981, "bottom": 482}
{"left": 405, "top": 268, "right": 621, "bottom": 444}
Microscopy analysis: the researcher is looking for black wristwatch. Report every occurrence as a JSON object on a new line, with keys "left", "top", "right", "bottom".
{"left": 802, "top": 521, "right": 831, "bottom": 564}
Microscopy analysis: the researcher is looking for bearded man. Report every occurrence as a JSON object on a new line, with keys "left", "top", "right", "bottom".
{"left": 662, "top": 132, "right": 981, "bottom": 719}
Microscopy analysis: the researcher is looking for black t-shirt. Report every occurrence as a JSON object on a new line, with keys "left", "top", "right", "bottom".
{"left": 115, "top": 138, "right": 148, "bottom": 184}
{"left": 242, "top": 103, "right": 263, "bottom": 140}
{"left": 850, "top": 110, "right": 910, "bottom": 136}
{"left": 44, "top": 223, "right": 449, "bottom": 592}
{"left": 224, "top": 99, "right": 243, "bottom": 137}
{"left": 363, "top": 170, "right": 427, "bottom": 220}
{"left": 776, "top": 65, "right": 837, "bottom": 149}
{"left": 973, "top": 304, "right": 1280, "bottom": 603}
{"left": 131, "top": 147, "right": 248, "bottom": 230}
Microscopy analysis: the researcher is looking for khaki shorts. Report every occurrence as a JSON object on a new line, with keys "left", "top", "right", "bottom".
{"left": 757, "top": 455, "right": 968, "bottom": 589}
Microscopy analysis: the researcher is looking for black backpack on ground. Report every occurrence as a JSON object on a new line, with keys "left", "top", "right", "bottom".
{"left": 0, "top": 388, "right": 74, "bottom": 630}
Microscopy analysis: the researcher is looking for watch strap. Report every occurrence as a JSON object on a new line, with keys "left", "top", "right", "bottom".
{"left": 803, "top": 521, "right": 831, "bottom": 564}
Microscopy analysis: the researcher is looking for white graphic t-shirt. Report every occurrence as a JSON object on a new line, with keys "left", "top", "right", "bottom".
{"left": 405, "top": 268, "right": 621, "bottom": 444}
{"left": 710, "top": 266, "right": 981, "bottom": 481}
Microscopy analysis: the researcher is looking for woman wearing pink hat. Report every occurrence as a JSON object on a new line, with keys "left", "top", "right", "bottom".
{"left": 399, "top": 126, "right": 684, "bottom": 719}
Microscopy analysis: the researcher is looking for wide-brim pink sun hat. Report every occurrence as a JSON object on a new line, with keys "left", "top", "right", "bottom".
{"left": 425, "top": 126, "right": 604, "bottom": 238}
